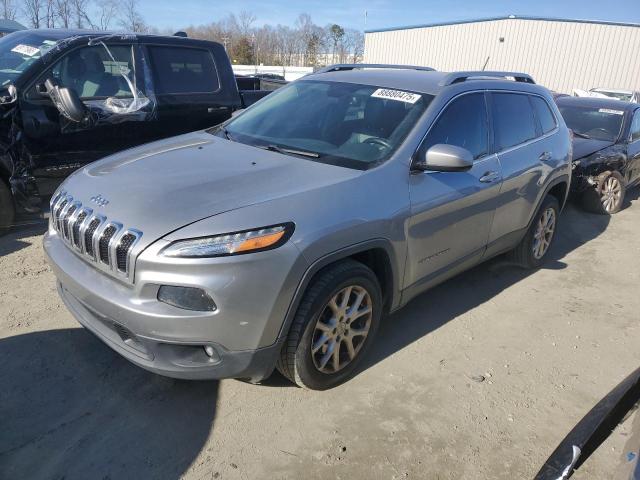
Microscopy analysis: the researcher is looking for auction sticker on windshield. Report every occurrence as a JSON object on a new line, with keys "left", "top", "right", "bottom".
{"left": 599, "top": 108, "right": 624, "bottom": 115}
{"left": 11, "top": 44, "right": 40, "bottom": 57}
{"left": 371, "top": 88, "right": 421, "bottom": 104}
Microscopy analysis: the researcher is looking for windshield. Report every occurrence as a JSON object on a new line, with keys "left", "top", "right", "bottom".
{"left": 217, "top": 80, "right": 433, "bottom": 169}
{"left": 0, "top": 31, "right": 61, "bottom": 86}
{"left": 559, "top": 105, "right": 625, "bottom": 142}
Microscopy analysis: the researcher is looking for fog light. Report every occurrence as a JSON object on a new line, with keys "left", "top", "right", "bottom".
{"left": 157, "top": 285, "right": 217, "bottom": 311}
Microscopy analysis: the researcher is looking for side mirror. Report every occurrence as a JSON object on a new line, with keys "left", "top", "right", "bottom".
{"left": 0, "top": 84, "right": 17, "bottom": 105}
{"left": 44, "top": 78, "right": 88, "bottom": 123}
{"left": 413, "top": 144, "right": 474, "bottom": 172}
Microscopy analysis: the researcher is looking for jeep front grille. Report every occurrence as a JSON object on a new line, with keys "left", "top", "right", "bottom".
{"left": 50, "top": 192, "right": 142, "bottom": 282}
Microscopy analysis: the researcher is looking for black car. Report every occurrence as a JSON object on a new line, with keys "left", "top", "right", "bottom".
{"left": 0, "top": 29, "right": 275, "bottom": 231}
{"left": 556, "top": 96, "right": 640, "bottom": 214}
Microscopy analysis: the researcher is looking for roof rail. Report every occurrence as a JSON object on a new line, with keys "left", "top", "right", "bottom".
{"left": 314, "top": 63, "right": 436, "bottom": 74}
{"left": 439, "top": 71, "right": 535, "bottom": 86}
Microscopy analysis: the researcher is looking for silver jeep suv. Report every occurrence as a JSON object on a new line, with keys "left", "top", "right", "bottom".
{"left": 44, "top": 65, "right": 572, "bottom": 390}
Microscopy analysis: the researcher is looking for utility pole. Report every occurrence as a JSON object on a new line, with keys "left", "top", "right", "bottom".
{"left": 222, "top": 36, "right": 229, "bottom": 51}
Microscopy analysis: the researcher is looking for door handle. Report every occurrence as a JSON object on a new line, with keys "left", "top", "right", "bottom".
{"left": 479, "top": 171, "right": 500, "bottom": 183}
{"left": 539, "top": 151, "right": 552, "bottom": 162}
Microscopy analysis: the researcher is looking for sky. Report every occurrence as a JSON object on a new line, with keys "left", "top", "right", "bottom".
{"left": 137, "top": 0, "right": 640, "bottom": 32}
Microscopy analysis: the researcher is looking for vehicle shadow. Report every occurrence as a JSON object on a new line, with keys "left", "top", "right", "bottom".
{"left": 360, "top": 203, "right": 611, "bottom": 373}
{"left": 0, "top": 328, "right": 218, "bottom": 480}
{"left": 0, "top": 221, "right": 48, "bottom": 257}
{"left": 623, "top": 185, "right": 640, "bottom": 209}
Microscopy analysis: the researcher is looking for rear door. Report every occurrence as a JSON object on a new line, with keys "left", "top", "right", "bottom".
{"left": 406, "top": 92, "right": 502, "bottom": 289}
{"left": 144, "top": 43, "right": 237, "bottom": 137}
{"left": 487, "top": 92, "right": 558, "bottom": 245}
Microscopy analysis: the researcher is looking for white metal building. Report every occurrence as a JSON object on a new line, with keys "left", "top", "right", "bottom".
{"left": 364, "top": 16, "right": 640, "bottom": 94}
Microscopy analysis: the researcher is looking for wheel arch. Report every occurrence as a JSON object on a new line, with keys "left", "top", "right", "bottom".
{"left": 277, "top": 239, "right": 399, "bottom": 343}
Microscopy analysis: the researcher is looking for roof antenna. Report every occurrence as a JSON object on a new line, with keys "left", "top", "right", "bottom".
{"left": 481, "top": 56, "right": 490, "bottom": 71}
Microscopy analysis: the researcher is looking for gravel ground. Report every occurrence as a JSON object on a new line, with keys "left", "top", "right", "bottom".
{"left": 1, "top": 197, "right": 639, "bottom": 480}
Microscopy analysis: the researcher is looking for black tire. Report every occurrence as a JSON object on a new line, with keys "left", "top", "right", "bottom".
{"left": 276, "top": 259, "right": 382, "bottom": 390}
{"left": 581, "top": 170, "right": 626, "bottom": 215}
{"left": 0, "top": 178, "right": 15, "bottom": 235}
{"left": 509, "top": 195, "right": 560, "bottom": 269}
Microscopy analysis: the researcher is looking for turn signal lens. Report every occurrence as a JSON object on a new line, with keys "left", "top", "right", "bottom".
{"left": 160, "top": 224, "right": 293, "bottom": 258}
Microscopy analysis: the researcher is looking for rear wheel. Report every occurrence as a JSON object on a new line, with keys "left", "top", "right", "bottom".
{"left": 582, "top": 171, "right": 625, "bottom": 215}
{"left": 0, "top": 179, "right": 15, "bottom": 235}
{"left": 276, "top": 259, "right": 382, "bottom": 390}
{"left": 509, "top": 195, "right": 560, "bottom": 269}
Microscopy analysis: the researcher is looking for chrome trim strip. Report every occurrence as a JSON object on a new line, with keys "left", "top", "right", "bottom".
{"left": 115, "top": 229, "right": 143, "bottom": 278}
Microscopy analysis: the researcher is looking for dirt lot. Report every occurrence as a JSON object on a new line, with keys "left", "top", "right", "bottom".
{"left": 1, "top": 197, "right": 639, "bottom": 480}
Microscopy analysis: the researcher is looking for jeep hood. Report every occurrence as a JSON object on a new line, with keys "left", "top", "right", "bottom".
{"left": 572, "top": 137, "right": 615, "bottom": 161}
{"left": 59, "top": 131, "right": 361, "bottom": 248}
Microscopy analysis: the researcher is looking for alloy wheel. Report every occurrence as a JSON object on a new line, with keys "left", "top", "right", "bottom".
{"left": 601, "top": 176, "right": 622, "bottom": 213}
{"left": 310, "top": 285, "right": 372, "bottom": 374}
{"left": 532, "top": 207, "right": 556, "bottom": 260}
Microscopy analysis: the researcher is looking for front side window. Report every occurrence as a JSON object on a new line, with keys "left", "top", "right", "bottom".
{"left": 531, "top": 96, "right": 557, "bottom": 134}
{"left": 219, "top": 80, "right": 433, "bottom": 169}
{"left": 421, "top": 92, "right": 488, "bottom": 159}
{"left": 148, "top": 46, "right": 219, "bottom": 94}
{"left": 558, "top": 104, "right": 625, "bottom": 142}
{"left": 492, "top": 93, "right": 537, "bottom": 150}
{"left": 630, "top": 110, "right": 640, "bottom": 143}
{"left": 47, "top": 44, "right": 135, "bottom": 100}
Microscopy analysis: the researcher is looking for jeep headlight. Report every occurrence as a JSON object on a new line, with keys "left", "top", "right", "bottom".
{"left": 160, "top": 223, "right": 294, "bottom": 258}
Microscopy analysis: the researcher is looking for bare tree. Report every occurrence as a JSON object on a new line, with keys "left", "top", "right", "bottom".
{"left": 44, "top": 0, "right": 56, "bottom": 27}
{"left": 95, "top": 0, "right": 118, "bottom": 30}
{"left": 23, "top": 0, "right": 44, "bottom": 28}
{"left": 1, "top": 0, "right": 18, "bottom": 20}
{"left": 71, "top": 0, "right": 93, "bottom": 28}
{"left": 237, "top": 10, "right": 256, "bottom": 36}
{"left": 55, "top": 0, "right": 73, "bottom": 28}
{"left": 119, "top": 0, "right": 146, "bottom": 32}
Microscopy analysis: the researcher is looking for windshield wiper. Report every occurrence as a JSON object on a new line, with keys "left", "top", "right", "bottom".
{"left": 258, "top": 144, "right": 320, "bottom": 158}
{"left": 572, "top": 131, "right": 591, "bottom": 139}
{"left": 220, "top": 126, "right": 234, "bottom": 141}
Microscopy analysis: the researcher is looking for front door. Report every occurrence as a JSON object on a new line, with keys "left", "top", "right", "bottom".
{"left": 406, "top": 92, "right": 502, "bottom": 289}
{"left": 627, "top": 109, "right": 640, "bottom": 185}
{"left": 19, "top": 42, "right": 145, "bottom": 197}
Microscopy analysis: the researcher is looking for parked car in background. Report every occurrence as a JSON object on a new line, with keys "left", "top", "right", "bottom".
{"left": 592, "top": 88, "right": 639, "bottom": 103}
{"left": 556, "top": 96, "right": 640, "bottom": 214}
{"left": 0, "top": 29, "right": 279, "bottom": 232}
{"left": 44, "top": 66, "right": 571, "bottom": 389}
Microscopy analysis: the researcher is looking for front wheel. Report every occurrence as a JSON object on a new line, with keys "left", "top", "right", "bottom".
{"left": 509, "top": 195, "right": 560, "bottom": 269}
{"left": 0, "top": 179, "right": 15, "bottom": 235}
{"left": 582, "top": 170, "right": 626, "bottom": 215}
{"left": 276, "top": 259, "right": 382, "bottom": 390}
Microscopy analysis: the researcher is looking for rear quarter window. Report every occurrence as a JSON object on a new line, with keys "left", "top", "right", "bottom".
{"left": 491, "top": 92, "right": 537, "bottom": 150}
{"left": 531, "top": 96, "right": 557, "bottom": 134}
{"left": 148, "top": 46, "right": 219, "bottom": 94}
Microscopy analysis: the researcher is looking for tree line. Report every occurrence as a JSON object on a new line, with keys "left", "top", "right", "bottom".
{"left": 1, "top": 1, "right": 364, "bottom": 67}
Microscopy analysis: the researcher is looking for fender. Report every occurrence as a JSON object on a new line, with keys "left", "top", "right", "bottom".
{"left": 275, "top": 238, "right": 400, "bottom": 343}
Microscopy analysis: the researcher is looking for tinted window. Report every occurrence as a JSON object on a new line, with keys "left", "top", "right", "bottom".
{"left": 631, "top": 110, "right": 640, "bottom": 142}
{"left": 531, "top": 96, "right": 557, "bottom": 134}
{"left": 149, "top": 47, "right": 219, "bottom": 94}
{"left": 492, "top": 93, "right": 537, "bottom": 150}
{"left": 422, "top": 93, "right": 488, "bottom": 159}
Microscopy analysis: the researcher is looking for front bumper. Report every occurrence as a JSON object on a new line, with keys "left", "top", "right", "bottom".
{"left": 44, "top": 228, "right": 306, "bottom": 381}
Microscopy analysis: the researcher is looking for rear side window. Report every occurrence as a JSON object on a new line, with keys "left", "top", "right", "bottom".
{"left": 148, "top": 46, "right": 219, "bottom": 94}
{"left": 422, "top": 92, "right": 489, "bottom": 159}
{"left": 491, "top": 93, "right": 537, "bottom": 150}
{"left": 531, "top": 96, "right": 557, "bottom": 134}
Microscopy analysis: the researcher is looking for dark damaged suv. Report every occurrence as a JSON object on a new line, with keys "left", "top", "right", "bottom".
{"left": 0, "top": 29, "right": 273, "bottom": 231}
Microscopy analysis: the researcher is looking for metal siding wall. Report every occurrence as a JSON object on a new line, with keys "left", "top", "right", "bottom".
{"left": 364, "top": 19, "right": 640, "bottom": 93}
